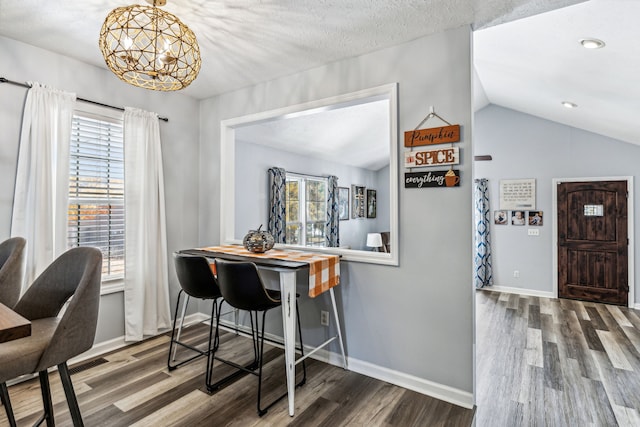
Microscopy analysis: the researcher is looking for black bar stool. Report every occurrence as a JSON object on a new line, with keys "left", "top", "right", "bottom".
{"left": 168, "top": 253, "right": 223, "bottom": 386}
{"left": 211, "top": 258, "right": 306, "bottom": 416}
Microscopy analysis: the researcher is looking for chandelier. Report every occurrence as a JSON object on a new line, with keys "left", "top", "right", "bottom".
{"left": 99, "top": 0, "right": 201, "bottom": 91}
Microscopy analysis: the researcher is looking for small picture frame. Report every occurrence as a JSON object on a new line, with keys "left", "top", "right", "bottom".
{"left": 528, "top": 211, "right": 543, "bottom": 226}
{"left": 494, "top": 210, "right": 507, "bottom": 225}
{"left": 511, "top": 210, "right": 526, "bottom": 226}
{"left": 338, "top": 187, "right": 349, "bottom": 221}
{"left": 366, "top": 189, "right": 377, "bottom": 218}
{"left": 352, "top": 185, "right": 365, "bottom": 219}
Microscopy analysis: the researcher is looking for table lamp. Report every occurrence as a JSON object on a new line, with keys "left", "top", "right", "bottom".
{"left": 366, "top": 233, "right": 383, "bottom": 252}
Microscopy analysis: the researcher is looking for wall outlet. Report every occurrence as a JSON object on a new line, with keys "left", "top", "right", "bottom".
{"left": 320, "top": 310, "right": 329, "bottom": 326}
{"left": 513, "top": 270, "right": 520, "bottom": 278}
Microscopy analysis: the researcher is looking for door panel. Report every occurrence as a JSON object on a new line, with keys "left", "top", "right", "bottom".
{"left": 557, "top": 180, "right": 628, "bottom": 305}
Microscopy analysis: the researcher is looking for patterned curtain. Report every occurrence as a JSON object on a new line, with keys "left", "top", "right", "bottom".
{"left": 325, "top": 175, "right": 339, "bottom": 247}
{"left": 268, "top": 167, "right": 286, "bottom": 243}
{"left": 474, "top": 178, "right": 493, "bottom": 288}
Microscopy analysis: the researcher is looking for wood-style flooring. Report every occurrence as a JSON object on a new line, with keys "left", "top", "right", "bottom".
{"left": 0, "top": 322, "right": 474, "bottom": 426}
{"left": 476, "top": 289, "right": 640, "bottom": 426}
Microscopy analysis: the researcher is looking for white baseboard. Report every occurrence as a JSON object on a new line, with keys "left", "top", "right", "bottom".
{"left": 481, "top": 285, "right": 554, "bottom": 299}
{"left": 347, "top": 357, "right": 474, "bottom": 409}
{"left": 217, "top": 319, "right": 474, "bottom": 409}
{"left": 66, "top": 313, "right": 473, "bottom": 410}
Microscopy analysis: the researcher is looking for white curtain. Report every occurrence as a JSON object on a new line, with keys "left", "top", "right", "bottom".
{"left": 11, "top": 83, "right": 76, "bottom": 289}
{"left": 123, "top": 107, "right": 171, "bottom": 341}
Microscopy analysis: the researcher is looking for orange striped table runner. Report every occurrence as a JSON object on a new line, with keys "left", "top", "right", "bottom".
{"left": 201, "top": 245, "right": 340, "bottom": 297}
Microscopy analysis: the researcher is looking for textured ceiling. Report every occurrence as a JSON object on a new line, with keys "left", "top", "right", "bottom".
{"left": 5, "top": 0, "right": 631, "bottom": 164}
{"left": 0, "top": 0, "right": 578, "bottom": 99}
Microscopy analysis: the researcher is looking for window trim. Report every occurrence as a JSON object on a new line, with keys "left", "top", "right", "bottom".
{"left": 285, "top": 173, "right": 328, "bottom": 247}
{"left": 69, "top": 104, "right": 125, "bottom": 291}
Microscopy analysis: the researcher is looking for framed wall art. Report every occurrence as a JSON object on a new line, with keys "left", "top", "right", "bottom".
{"left": 352, "top": 185, "right": 365, "bottom": 219}
{"left": 528, "top": 211, "right": 543, "bottom": 226}
{"left": 367, "top": 189, "right": 377, "bottom": 218}
{"left": 511, "top": 210, "right": 526, "bottom": 226}
{"left": 338, "top": 187, "right": 349, "bottom": 220}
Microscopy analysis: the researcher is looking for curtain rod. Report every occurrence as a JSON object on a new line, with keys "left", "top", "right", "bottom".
{"left": 0, "top": 77, "right": 169, "bottom": 122}
{"left": 288, "top": 170, "right": 329, "bottom": 179}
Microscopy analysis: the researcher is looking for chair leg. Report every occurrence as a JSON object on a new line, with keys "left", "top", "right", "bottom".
{"left": 295, "top": 301, "right": 307, "bottom": 386}
{"left": 38, "top": 370, "right": 55, "bottom": 426}
{"left": 205, "top": 298, "right": 220, "bottom": 388}
{"left": 167, "top": 290, "right": 185, "bottom": 370}
{"left": 205, "top": 307, "right": 259, "bottom": 393}
{"left": 257, "top": 310, "right": 268, "bottom": 416}
{"left": 58, "top": 362, "right": 84, "bottom": 427}
{"left": 0, "top": 383, "right": 17, "bottom": 427}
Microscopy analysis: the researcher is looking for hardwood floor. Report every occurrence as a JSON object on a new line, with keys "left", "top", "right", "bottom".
{"left": 476, "top": 289, "right": 640, "bottom": 426}
{"left": 0, "top": 323, "right": 474, "bottom": 426}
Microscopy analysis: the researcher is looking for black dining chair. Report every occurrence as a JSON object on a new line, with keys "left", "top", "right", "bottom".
{"left": 0, "top": 246, "right": 102, "bottom": 427}
{"left": 0, "top": 237, "right": 26, "bottom": 308}
{"left": 212, "top": 258, "right": 306, "bottom": 416}
{"left": 168, "top": 253, "right": 223, "bottom": 388}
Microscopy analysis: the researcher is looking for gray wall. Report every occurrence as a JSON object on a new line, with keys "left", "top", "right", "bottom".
{"left": 0, "top": 36, "right": 201, "bottom": 343}
{"left": 199, "top": 27, "right": 474, "bottom": 393}
{"left": 234, "top": 140, "right": 387, "bottom": 250}
{"left": 475, "top": 104, "right": 640, "bottom": 303}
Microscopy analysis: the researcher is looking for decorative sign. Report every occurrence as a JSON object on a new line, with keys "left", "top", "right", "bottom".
{"left": 405, "top": 170, "right": 460, "bottom": 188}
{"left": 404, "top": 147, "right": 459, "bottom": 168}
{"left": 499, "top": 179, "right": 536, "bottom": 210}
{"left": 404, "top": 124, "right": 460, "bottom": 147}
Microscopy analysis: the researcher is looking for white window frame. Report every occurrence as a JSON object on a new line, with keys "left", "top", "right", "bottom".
{"left": 68, "top": 103, "right": 125, "bottom": 295}
{"left": 286, "top": 173, "right": 328, "bottom": 247}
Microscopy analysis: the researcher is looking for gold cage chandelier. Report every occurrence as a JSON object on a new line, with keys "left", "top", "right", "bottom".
{"left": 99, "top": 0, "right": 201, "bottom": 91}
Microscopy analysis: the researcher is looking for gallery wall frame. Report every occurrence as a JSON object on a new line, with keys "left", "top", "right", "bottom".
{"left": 352, "top": 185, "right": 365, "bottom": 219}
{"left": 367, "top": 189, "right": 377, "bottom": 218}
{"left": 338, "top": 187, "right": 349, "bottom": 220}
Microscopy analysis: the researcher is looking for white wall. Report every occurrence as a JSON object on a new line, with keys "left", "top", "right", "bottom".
{"left": 199, "top": 26, "right": 474, "bottom": 402}
{"left": 475, "top": 104, "right": 640, "bottom": 302}
{"left": 234, "top": 140, "right": 387, "bottom": 250}
{"left": 0, "top": 36, "right": 201, "bottom": 343}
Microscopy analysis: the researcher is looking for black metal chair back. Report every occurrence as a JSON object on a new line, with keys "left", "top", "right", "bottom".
{"left": 174, "top": 254, "right": 222, "bottom": 299}
{"left": 214, "top": 259, "right": 279, "bottom": 311}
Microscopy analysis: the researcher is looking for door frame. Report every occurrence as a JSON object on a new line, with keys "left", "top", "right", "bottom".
{"left": 552, "top": 176, "right": 634, "bottom": 307}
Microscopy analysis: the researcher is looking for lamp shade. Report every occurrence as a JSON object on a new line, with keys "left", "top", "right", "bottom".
{"left": 99, "top": 2, "right": 201, "bottom": 91}
{"left": 366, "top": 233, "right": 383, "bottom": 248}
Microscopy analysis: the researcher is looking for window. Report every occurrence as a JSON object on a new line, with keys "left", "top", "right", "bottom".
{"left": 285, "top": 175, "right": 327, "bottom": 247}
{"left": 68, "top": 110, "right": 124, "bottom": 282}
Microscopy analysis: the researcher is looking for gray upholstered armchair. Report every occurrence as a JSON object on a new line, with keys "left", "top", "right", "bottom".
{"left": 0, "top": 246, "right": 102, "bottom": 427}
{"left": 0, "top": 237, "right": 26, "bottom": 308}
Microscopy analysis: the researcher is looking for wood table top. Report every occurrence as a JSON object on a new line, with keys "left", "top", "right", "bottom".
{"left": 0, "top": 302, "right": 31, "bottom": 343}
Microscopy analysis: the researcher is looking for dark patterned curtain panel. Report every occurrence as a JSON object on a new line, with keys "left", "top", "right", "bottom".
{"left": 268, "top": 167, "right": 286, "bottom": 243}
{"left": 474, "top": 178, "right": 493, "bottom": 288}
{"left": 325, "top": 175, "right": 339, "bottom": 247}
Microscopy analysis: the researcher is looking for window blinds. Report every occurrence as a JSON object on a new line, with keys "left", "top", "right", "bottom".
{"left": 68, "top": 114, "right": 125, "bottom": 280}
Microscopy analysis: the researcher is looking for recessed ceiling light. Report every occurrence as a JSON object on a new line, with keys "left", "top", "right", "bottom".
{"left": 562, "top": 101, "right": 578, "bottom": 109}
{"left": 580, "top": 38, "right": 605, "bottom": 49}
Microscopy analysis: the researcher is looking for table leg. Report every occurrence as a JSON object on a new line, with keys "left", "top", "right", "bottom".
{"left": 279, "top": 270, "right": 297, "bottom": 416}
{"left": 329, "top": 288, "right": 348, "bottom": 369}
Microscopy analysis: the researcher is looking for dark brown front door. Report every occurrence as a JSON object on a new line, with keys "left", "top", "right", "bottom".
{"left": 557, "top": 180, "right": 628, "bottom": 305}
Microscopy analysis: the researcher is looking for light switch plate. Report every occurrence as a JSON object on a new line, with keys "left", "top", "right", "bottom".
{"left": 528, "top": 229, "right": 540, "bottom": 236}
